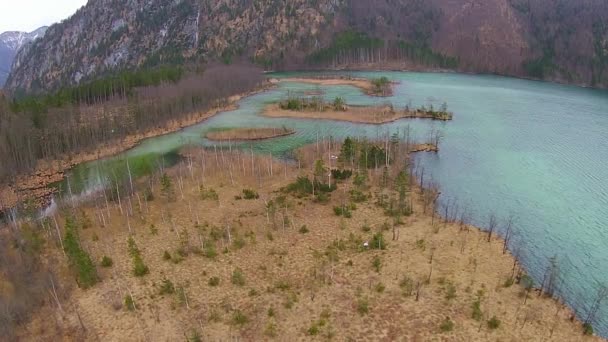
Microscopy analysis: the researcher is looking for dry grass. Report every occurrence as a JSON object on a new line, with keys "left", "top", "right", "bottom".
{"left": 277, "top": 76, "right": 394, "bottom": 96}
{"left": 206, "top": 127, "right": 295, "bottom": 141}
{"left": 12, "top": 144, "right": 604, "bottom": 342}
{"left": 263, "top": 103, "right": 451, "bottom": 124}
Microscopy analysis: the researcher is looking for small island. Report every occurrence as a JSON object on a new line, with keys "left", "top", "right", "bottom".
{"left": 262, "top": 96, "right": 453, "bottom": 124}
{"left": 277, "top": 76, "right": 394, "bottom": 97}
{"left": 205, "top": 127, "right": 296, "bottom": 141}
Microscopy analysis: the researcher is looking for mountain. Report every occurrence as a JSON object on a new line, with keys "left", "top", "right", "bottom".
{"left": 5, "top": 0, "right": 608, "bottom": 92}
{"left": 0, "top": 26, "right": 47, "bottom": 87}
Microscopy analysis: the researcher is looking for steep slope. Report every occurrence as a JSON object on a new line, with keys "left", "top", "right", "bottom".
{"left": 5, "top": 0, "right": 608, "bottom": 92}
{"left": 0, "top": 26, "right": 47, "bottom": 87}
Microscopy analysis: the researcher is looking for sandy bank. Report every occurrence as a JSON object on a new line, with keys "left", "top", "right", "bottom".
{"left": 277, "top": 76, "right": 394, "bottom": 97}
{"left": 205, "top": 127, "right": 296, "bottom": 141}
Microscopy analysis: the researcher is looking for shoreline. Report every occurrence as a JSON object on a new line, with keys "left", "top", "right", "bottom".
{"left": 269, "top": 65, "right": 606, "bottom": 91}
{"left": 0, "top": 83, "right": 275, "bottom": 211}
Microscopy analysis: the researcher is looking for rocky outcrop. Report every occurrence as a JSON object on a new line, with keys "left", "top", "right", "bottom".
{"left": 5, "top": 0, "right": 608, "bottom": 92}
{"left": 0, "top": 26, "right": 47, "bottom": 87}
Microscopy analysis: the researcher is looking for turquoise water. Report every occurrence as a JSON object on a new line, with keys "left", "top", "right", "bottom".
{"left": 64, "top": 71, "right": 608, "bottom": 335}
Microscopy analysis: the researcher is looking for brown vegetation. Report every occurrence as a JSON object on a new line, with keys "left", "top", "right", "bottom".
{"left": 205, "top": 127, "right": 295, "bottom": 141}
{"left": 278, "top": 76, "right": 394, "bottom": 96}
{"left": 3, "top": 134, "right": 603, "bottom": 341}
{"left": 263, "top": 102, "right": 452, "bottom": 124}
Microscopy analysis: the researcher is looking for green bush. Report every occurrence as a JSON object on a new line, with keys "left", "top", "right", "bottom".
{"left": 299, "top": 225, "right": 309, "bottom": 234}
{"left": 100, "top": 256, "right": 113, "bottom": 267}
{"left": 128, "top": 237, "right": 149, "bottom": 277}
{"left": 370, "top": 232, "right": 387, "bottom": 250}
{"left": 583, "top": 323, "right": 594, "bottom": 336}
{"left": 159, "top": 278, "right": 175, "bottom": 294}
{"left": 231, "top": 268, "right": 246, "bottom": 286}
{"left": 372, "top": 256, "right": 382, "bottom": 273}
{"left": 400, "top": 275, "right": 414, "bottom": 296}
{"left": 356, "top": 298, "right": 369, "bottom": 315}
{"left": 63, "top": 217, "right": 98, "bottom": 288}
{"left": 440, "top": 317, "right": 454, "bottom": 332}
{"left": 445, "top": 283, "right": 457, "bottom": 300}
{"left": 307, "top": 324, "right": 320, "bottom": 336}
{"left": 472, "top": 299, "right": 483, "bottom": 321}
{"left": 163, "top": 250, "right": 171, "bottom": 260}
{"left": 333, "top": 205, "right": 352, "bottom": 218}
{"left": 231, "top": 310, "right": 249, "bottom": 326}
{"left": 200, "top": 187, "right": 219, "bottom": 200}
{"left": 487, "top": 316, "right": 501, "bottom": 330}
{"left": 242, "top": 189, "right": 259, "bottom": 199}
{"left": 124, "top": 294, "right": 135, "bottom": 311}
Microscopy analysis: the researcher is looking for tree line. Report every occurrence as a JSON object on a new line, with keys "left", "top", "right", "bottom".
{"left": 0, "top": 64, "right": 264, "bottom": 182}
{"left": 306, "top": 31, "right": 459, "bottom": 69}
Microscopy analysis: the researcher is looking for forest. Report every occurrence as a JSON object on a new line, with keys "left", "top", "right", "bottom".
{"left": 0, "top": 64, "right": 265, "bottom": 183}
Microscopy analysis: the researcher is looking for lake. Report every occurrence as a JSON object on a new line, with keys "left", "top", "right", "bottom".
{"left": 62, "top": 71, "right": 608, "bottom": 336}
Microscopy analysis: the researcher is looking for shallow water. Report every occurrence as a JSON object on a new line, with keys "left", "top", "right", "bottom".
{"left": 63, "top": 71, "right": 608, "bottom": 336}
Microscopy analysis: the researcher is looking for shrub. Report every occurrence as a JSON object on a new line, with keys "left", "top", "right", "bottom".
{"left": 204, "top": 244, "right": 218, "bottom": 259}
{"left": 583, "top": 323, "right": 594, "bottom": 336}
{"left": 440, "top": 317, "right": 454, "bottom": 332}
{"left": 187, "top": 330, "right": 202, "bottom": 342}
{"left": 472, "top": 299, "right": 483, "bottom": 321}
{"left": 63, "top": 217, "right": 98, "bottom": 288}
{"left": 350, "top": 189, "right": 368, "bottom": 203}
{"left": 267, "top": 307, "right": 275, "bottom": 317}
{"left": 231, "top": 268, "right": 246, "bottom": 286}
{"left": 370, "top": 232, "right": 387, "bottom": 250}
{"left": 231, "top": 310, "right": 249, "bottom": 326}
{"left": 265, "top": 321, "right": 278, "bottom": 337}
{"left": 487, "top": 316, "right": 501, "bottom": 329}
{"left": 242, "top": 189, "right": 259, "bottom": 199}
{"left": 375, "top": 283, "right": 386, "bottom": 293}
{"left": 333, "top": 205, "right": 352, "bottom": 218}
{"left": 124, "top": 294, "right": 135, "bottom": 311}
{"left": 232, "top": 236, "right": 246, "bottom": 250}
{"left": 133, "top": 256, "right": 149, "bottom": 277}
{"left": 503, "top": 277, "right": 514, "bottom": 288}
{"left": 356, "top": 298, "right": 369, "bottom": 315}
{"left": 275, "top": 280, "right": 291, "bottom": 291}
{"left": 331, "top": 169, "right": 352, "bottom": 180}
{"left": 200, "top": 187, "right": 219, "bottom": 201}
{"left": 307, "top": 323, "right": 320, "bottom": 336}
{"left": 445, "top": 283, "right": 457, "bottom": 300}
{"left": 208, "top": 276, "right": 220, "bottom": 287}
{"left": 163, "top": 250, "right": 171, "bottom": 260}
{"left": 159, "top": 279, "right": 175, "bottom": 295}
{"left": 100, "top": 256, "right": 113, "bottom": 267}
{"left": 372, "top": 256, "right": 382, "bottom": 273}
{"left": 299, "top": 225, "right": 309, "bottom": 234}
{"left": 400, "top": 275, "right": 414, "bottom": 296}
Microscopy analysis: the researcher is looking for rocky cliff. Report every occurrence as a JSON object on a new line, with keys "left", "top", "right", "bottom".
{"left": 0, "top": 26, "right": 47, "bottom": 87}
{"left": 5, "top": 0, "right": 608, "bottom": 92}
